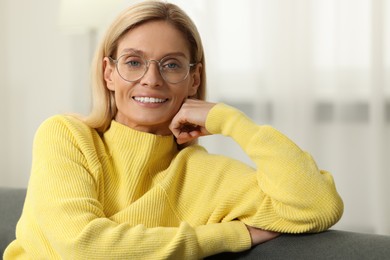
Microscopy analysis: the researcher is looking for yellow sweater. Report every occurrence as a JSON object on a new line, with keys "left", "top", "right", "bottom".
{"left": 4, "top": 103, "right": 343, "bottom": 259}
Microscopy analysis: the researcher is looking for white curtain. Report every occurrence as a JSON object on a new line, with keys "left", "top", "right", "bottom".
{"left": 170, "top": 0, "right": 390, "bottom": 235}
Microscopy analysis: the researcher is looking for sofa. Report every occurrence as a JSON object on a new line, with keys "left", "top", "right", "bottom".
{"left": 1, "top": 186, "right": 390, "bottom": 259}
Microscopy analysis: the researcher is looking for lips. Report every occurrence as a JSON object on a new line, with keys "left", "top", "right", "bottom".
{"left": 133, "top": 96, "right": 168, "bottom": 103}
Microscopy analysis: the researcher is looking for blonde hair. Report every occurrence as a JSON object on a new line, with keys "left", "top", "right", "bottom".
{"left": 81, "top": 0, "right": 206, "bottom": 133}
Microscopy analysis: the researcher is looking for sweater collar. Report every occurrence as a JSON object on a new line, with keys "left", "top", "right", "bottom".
{"left": 104, "top": 120, "right": 178, "bottom": 170}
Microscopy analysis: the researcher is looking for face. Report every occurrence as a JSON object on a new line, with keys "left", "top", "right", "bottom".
{"left": 104, "top": 20, "right": 201, "bottom": 135}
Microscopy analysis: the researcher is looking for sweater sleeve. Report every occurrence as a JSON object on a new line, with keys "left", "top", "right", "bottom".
{"left": 205, "top": 103, "right": 344, "bottom": 233}
{"left": 18, "top": 116, "right": 250, "bottom": 259}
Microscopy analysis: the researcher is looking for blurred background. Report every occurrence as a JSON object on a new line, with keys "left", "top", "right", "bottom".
{"left": 0, "top": 0, "right": 389, "bottom": 235}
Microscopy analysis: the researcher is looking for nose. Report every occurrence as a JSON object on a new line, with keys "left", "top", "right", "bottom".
{"left": 140, "top": 60, "right": 164, "bottom": 87}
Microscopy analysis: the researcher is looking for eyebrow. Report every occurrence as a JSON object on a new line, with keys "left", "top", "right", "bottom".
{"left": 120, "top": 48, "right": 188, "bottom": 59}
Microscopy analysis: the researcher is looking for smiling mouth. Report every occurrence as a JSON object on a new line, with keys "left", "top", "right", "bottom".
{"left": 133, "top": 97, "right": 168, "bottom": 104}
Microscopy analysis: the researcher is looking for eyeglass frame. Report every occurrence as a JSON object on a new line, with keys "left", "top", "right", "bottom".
{"left": 108, "top": 54, "right": 198, "bottom": 84}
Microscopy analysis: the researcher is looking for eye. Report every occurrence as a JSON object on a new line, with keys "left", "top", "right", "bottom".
{"left": 127, "top": 60, "right": 141, "bottom": 67}
{"left": 161, "top": 58, "right": 183, "bottom": 71}
{"left": 121, "top": 55, "right": 144, "bottom": 69}
{"left": 166, "top": 63, "right": 179, "bottom": 69}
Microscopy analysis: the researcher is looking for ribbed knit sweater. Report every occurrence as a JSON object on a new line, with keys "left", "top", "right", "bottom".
{"left": 4, "top": 103, "right": 343, "bottom": 259}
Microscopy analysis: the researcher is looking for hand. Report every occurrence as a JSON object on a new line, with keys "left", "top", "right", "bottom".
{"left": 169, "top": 99, "right": 216, "bottom": 144}
{"left": 246, "top": 225, "right": 280, "bottom": 246}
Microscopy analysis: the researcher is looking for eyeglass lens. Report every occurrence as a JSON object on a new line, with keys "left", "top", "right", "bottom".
{"left": 115, "top": 54, "right": 192, "bottom": 84}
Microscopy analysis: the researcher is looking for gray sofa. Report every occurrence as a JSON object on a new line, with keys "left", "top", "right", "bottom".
{"left": 1, "top": 187, "right": 390, "bottom": 259}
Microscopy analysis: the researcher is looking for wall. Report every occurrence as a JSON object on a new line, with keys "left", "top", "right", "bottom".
{"left": 0, "top": 0, "right": 91, "bottom": 187}
{"left": 0, "top": 0, "right": 7, "bottom": 183}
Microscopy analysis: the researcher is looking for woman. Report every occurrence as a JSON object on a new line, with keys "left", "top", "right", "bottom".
{"left": 4, "top": 1, "right": 343, "bottom": 259}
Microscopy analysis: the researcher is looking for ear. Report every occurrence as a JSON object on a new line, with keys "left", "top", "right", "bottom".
{"left": 103, "top": 57, "right": 115, "bottom": 91}
{"left": 188, "top": 63, "right": 202, "bottom": 97}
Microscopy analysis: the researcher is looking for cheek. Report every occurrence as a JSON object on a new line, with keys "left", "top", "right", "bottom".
{"left": 176, "top": 81, "right": 195, "bottom": 98}
{"left": 172, "top": 89, "right": 190, "bottom": 107}
{"left": 112, "top": 84, "right": 135, "bottom": 108}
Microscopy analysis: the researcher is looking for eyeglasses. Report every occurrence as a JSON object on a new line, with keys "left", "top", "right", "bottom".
{"left": 109, "top": 53, "right": 197, "bottom": 84}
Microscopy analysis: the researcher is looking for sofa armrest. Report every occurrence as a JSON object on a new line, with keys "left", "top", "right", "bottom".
{"left": 0, "top": 187, "right": 26, "bottom": 255}
{"left": 207, "top": 229, "right": 390, "bottom": 259}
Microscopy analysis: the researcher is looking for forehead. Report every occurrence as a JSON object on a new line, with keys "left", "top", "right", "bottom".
{"left": 117, "top": 20, "right": 190, "bottom": 59}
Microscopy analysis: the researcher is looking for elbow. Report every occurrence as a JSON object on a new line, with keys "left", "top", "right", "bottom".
{"left": 285, "top": 193, "right": 344, "bottom": 234}
{"left": 305, "top": 193, "right": 344, "bottom": 233}
{"left": 322, "top": 194, "right": 344, "bottom": 231}
{"left": 304, "top": 171, "right": 344, "bottom": 233}
{"left": 262, "top": 195, "right": 344, "bottom": 234}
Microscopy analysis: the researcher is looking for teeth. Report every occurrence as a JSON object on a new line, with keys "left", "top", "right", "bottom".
{"left": 134, "top": 97, "right": 167, "bottom": 103}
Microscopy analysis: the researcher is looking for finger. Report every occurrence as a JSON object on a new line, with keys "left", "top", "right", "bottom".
{"left": 175, "top": 126, "right": 202, "bottom": 144}
{"left": 176, "top": 131, "right": 200, "bottom": 144}
{"left": 169, "top": 114, "right": 185, "bottom": 137}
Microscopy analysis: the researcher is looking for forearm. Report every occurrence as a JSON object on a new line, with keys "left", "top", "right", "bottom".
{"left": 36, "top": 201, "right": 250, "bottom": 259}
{"left": 43, "top": 218, "right": 248, "bottom": 259}
{"left": 206, "top": 103, "right": 344, "bottom": 232}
